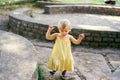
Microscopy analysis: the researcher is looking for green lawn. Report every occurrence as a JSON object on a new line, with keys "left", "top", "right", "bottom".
{"left": 0, "top": 0, "right": 36, "bottom": 6}
{"left": 0, "top": 0, "right": 37, "bottom": 10}
{"left": 116, "top": 0, "right": 120, "bottom": 6}
{"left": 0, "top": 0, "right": 22, "bottom": 5}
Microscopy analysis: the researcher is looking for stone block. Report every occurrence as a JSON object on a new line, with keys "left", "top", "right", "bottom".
{"left": 93, "top": 37, "right": 102, "bottom": 42}
{"left": 26, "top": 28, "right": 31, "bottom": 32}
{"left": 117, "top": 33, "right": 120, "bottom": 38}
{"left": 34, "top": 24, "right": 39, "bottom": 29}
{"left": 115, "top": 39, "right": 120, "bottom": 43}
{"left": 85, "top": 37, "right": 93, "bottom": 41}
{"left": 22, "top": 21, "right": 28, "bottom": 27}
{"left": 32, "top": 28, "right": 38, "bottom": 33}
{"left": 28, "top": 32, "right": 34, "bottom": 37}
{"left": 91, "top": 33, "right": 100, "bottom": 37}
{"left": 98, "top": 43, "right": 108, "bottom": 47}
{"left": 102, "top": 38, "right": 114, "bottom": 42}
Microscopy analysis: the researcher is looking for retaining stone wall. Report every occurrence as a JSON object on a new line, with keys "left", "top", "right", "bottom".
{"left": 36, "top": 1, "right": 91, "bottom": 8}
{"left": 9, "top": 8, "right": 120, "bottom": 48}
{"left": 45, "top": 5, "right": 120, "bottom": 16}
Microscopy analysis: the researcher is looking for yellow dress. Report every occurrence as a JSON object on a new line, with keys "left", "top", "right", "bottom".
{"left": 48, "top": 36, "right": 74, "bottom": 71}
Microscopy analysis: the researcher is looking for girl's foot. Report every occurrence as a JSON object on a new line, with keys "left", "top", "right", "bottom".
{"left": 49, "top": 71, "right": 56, "bottom": 80}
{"left": 50, "top": 71, "right": 56, "bottom": 75}
{"left": 61, "top": 70, "right": 67, "bottom": 80}
{"left": 61, "top": 70, "right": 75, "bottom": 80}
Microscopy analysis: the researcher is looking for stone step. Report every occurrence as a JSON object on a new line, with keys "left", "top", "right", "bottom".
{"left": 0, "top": 30, "right": 38, "bottom": 80}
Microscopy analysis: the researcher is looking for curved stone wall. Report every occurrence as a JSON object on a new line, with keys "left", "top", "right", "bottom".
{"left": 9, "top": 8, "right": 120, "bottom": 48}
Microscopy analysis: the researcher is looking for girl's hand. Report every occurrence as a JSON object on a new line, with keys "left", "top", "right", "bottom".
{"left": 79, "top": 33, "right": 85, "bottom": 39}
{"left": 48, "top": 25, "right": 54, "bottom": 31}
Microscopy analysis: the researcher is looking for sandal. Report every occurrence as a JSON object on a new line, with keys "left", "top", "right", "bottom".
{"left": 49, "top": 71, "right": 56, "bottom": 80}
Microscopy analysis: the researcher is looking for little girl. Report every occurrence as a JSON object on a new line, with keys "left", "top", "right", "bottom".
{"left": 46, "top": 19, "right": 85, "bottom": 80}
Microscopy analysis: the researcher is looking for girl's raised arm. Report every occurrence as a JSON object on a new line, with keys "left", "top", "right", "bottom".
{"left": 70, "top": 34, "right": 85, "bottom": 44}
{"left": 46, "top": 25, "right": 58, "bottom": 40}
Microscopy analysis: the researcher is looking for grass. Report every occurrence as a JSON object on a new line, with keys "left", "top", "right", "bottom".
{"left": 116, "top": 0, "right": 120, "bottom": 6}
{"left": 0, "top": 0, "right": 24, "bottom": 6}
{"left": 0, "top": 0, "right": 37, "bottom": 5}
{"left": 91, "top": 0, "right": 104, "bottom": 4}
{"left": 0, "top": 0, "right": 39, "bottom": 10}
{"left": 0, "top": 2, "right": 37, "bottom": 10}
{"left": 38, "top": 65, "right": 46, "bottom": 80}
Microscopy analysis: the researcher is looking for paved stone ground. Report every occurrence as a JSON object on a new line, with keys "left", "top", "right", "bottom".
{"left": 31, "top": 40, "right": 120, "bottom": 80}
{"left": 0, "top": 8, "right": 120, "bottom": 80}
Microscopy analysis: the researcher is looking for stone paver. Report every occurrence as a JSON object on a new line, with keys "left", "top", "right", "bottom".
{"left": 73, "top": 52, "right": 111, "bottom": 80}
{"left": 107, "top": 53, "right": 120, "bottom": 70}
{"left": 110, "top": 66, "right": 120, "bottom": 80}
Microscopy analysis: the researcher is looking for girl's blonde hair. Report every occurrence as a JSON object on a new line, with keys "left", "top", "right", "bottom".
{"left": 58, "top": 19, "right": 71, "bottom": 30}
